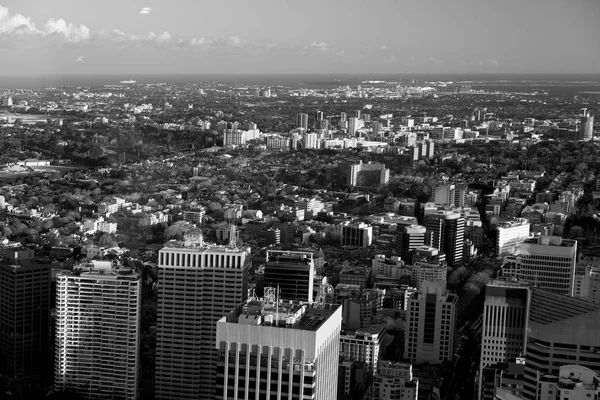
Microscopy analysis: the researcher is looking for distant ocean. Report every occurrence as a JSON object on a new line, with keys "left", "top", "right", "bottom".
{"left": 1, "top": 73, "right": 600, "bottom": 96}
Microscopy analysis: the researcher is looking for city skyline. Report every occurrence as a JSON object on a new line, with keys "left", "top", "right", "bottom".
{"left": 1, "top": 0, "right": 599, "bottom": 75}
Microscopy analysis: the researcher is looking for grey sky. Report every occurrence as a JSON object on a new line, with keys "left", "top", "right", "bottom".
{"left": 1, "top": 0, "right": 599, "bottom": 74}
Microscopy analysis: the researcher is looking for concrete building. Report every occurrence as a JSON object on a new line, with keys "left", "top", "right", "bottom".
{"left": 426, "top": 211, "right": 465, "bottom": 268}
{"left": 573, "top": 256, "right": 600, "bottom": 304}
{"left": 496, "top": 219, "right": 531, "bottom": 259}
{"left": 154, "top": 230, "right": 251, "bottom": 400}
{"left": 182, "top": 207, "right": 206, "bottom": 225}
{"left": 0, "top": 251, "right": 50, "bottom": 392}
{"left": 534, "top": 365, "right": 600, "bottom": 400}
{"left": 411, "top": 246, "right": 448, "bottom": 290}
{"left": 524, "top": 288, "right": 600, "bottom": 400}
{"left": 502, "top": 236, "right": 577, "bottom": 296}
{"left": 579, "top": 108, "right": 594, "bottom": 141}
{"left": 365, "top": 361, "right": 419, "bottom": 400}
{"left": 296, "top": 112, "right": 309, "bottom": 131}
{"left": 405, "top": 280, "right": 457, "bottom": 364}
{"left": 340, "top": 222, "right": 373, "bottom": 248}
{"left": 331, "top": 160, "right": 390, "bottom": 187}
{"left": 339, "top": 324, "right": 387, "bottom": 375}
{"left": 263, "top": 250, "right": 315, "bottom": 303}
{"left": 54, "top": 261, "right": 141, "bottom": 400}
{"left": 478, "top": 279, "right": 531, "bottom": 400}
{"left": 480, "top": 359, "right": 525, "bottom": 400}
{"left": 215, "top": 299, "right": 341, "bottom": 400}
{"left": 394, "top": 224, "right": 427, "bottom": 261}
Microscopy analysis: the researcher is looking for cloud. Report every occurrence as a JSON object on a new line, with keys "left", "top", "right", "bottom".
{"left": 486, "top": 58, "right": 500, "bottom": 66}
{"left": 139, "top": 7, "right": 152, "bottom": 15}
{"left": 379, "top": 45, "right": 387, "bottom": 50}
{"left": 384, "top": 55, "right": 399, "bottom": 63}
{"left": 428, "top": 56, "right": 443, "bottom": 65}
{"left": 44, "top": 18, "right": 90, "bottom": 42}
{"left": 407, "top": 56, "right": 416, "bottom": 61}
{"left": 75, "top": 55, "right": 84, "bottom": 62}
{"left": 309, "top": 41, "right": 329, "bottom": 52}
{"left": 477, "top": 58, "right": 501, "bottom": 67}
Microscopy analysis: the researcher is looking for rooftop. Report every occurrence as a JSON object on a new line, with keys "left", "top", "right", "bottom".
{"left": 529, "top": 288, "right": 600, "bottom": 325}
{"left": 223, "top": 298, "right": 340, "bottom": 332}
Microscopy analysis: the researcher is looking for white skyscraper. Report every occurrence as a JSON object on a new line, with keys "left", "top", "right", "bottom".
{"left": 54, "top": 261, "right": 141, "bottom": 400}
{"left": 495, "top": 218, "right": 530, "bottom": 259}
{"left": 154, "top": 230, "right": 251, "bottom": 400}
{"left": 215, "top": 298, "right": 341, "bottom": 400}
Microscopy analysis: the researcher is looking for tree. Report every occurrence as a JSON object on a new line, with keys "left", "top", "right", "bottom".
{"left": 99, "top": 233, "right": 118, "bottom": 248}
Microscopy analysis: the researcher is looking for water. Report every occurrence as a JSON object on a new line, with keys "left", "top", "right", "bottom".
{"left": 1, "top": 73, "right": 600, "bottom": 96}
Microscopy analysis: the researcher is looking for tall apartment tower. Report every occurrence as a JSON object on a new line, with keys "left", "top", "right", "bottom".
{"left": 296, "top": 113, "right": 309, "bottom": 131}
{"left": 426, "top": 211, "right": 465, "bottom": 268}
{"left": 155, "top": 230, "right": 251, "bottom": 400}
{"left": 502, "top": 236, "right": 577, "bottom": 296}
{"left": 54, "top": 261, "right": 141, "bottom": 400}
{"left": 524, "top": 288, "right": 600, "bottom": 399}
{"left": 579, "top": 108, "right": 594, "bottom": 141}
{"left": 405, "top": 280, "right": 457, "bottom": 364}
{"left": 263, "top": 250, "right": 315, "bottom": 302}
{"left": 215, "top": 299, "right": 341, "bottom": 400}
{"left": 0, "top": 250, "right": 50, "bottom": 391}
{"left": 478, "top": 279, "right": 531, "bottom": 400}
{"left": 340, "top": 222, "right": 373, "bottom": 248}
{"left": 394, "top": 224, "right": 426, "bottom": 261}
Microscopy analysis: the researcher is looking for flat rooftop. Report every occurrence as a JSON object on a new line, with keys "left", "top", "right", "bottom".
{"left": 226, "top": 299, "right": 339, "bottom": 332}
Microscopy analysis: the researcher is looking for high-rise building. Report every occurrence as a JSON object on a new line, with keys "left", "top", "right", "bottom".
{"left": 54, "top": 261, "right": 141, "bottom": 400}
{"left": 348, "top": 117, "right": 359, "bottom": 136}
{"left": 334, "top": 160, "right": 390, "bottom": 187}
{"left": 495, "top": 218, "right": 531, "bottom": 259}
{"left": 155, "top": 230, "right": 251, "bottom": 400}
{"left": 296, "top": 113, "right": 309, "bottom": 131}
{"left": 0, "top": 250, "right": 50, "bottom": 392}
{"left": 340, "top": 112, "right": 347, "bottom": 122}
{"left": 263, "top": 250, "right": 315, "bottom": 302}
{"left": 478, "top": 279, "right": 531, "bottom": 400}
{"left": 215, "top": 298, "right": 341, "bottom": 400}
{"left": 480, "top": 359, "right": 525, "bottom": 400}
{"left": 501, "top": 236, "right": 577, "bottom": 296}
{"left": 314, "top": 110, "right": 324, "bottom": 127}
{"left": 340, "top": 222, "right": 373, "bottom": 248}
{"left": 528, "top": 365, "right": 600, "bottom": 400}
{"left": 394, "top": 224, "right": 427, "bottom": 260}
{"left": 426, "top": 211, "right": 465, "bottom": 268}
{"left": 405, "top": 280, "right": 457, "bottom": 364}
{"left": 410, "top": 246, "right": 448, "bottom": 290}
{"left": 579, "top": 108, "right": 594, "bottom": 141}
{"left": 339, "top": 324, "right": 387, "bottom": 376}
{"left": 523, "top": 288, "right": 600, "bottom": 399}
{"left": 574, "top": 256, "right": 600, "bottom": 304}
{"left": 365, "top": 361, "right": 419, "bottom": 400}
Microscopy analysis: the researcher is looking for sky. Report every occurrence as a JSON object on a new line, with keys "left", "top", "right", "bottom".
{"left": 0, "top": 0, "right": 599, "bottom": 75}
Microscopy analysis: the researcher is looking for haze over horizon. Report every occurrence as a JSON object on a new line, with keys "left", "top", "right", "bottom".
{"left": 1, "top": 0, "right": 599, "bottom": 76}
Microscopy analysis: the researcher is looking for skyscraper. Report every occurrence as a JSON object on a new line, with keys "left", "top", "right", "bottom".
{"left": 54, "top": 261, "right": 141, "bottom": 400}
{"left": 426, "top": 211, "right": 465, "bottom": 268}
{"left": 579, "top": 108, "right": 594, "bottom": 141}
{"left": 215, "top": 298, "right": 341, "bottom": 400}
{"left": 502, "top": 236, "right": 577, "bottom": 296}
{"left": 296, "top": 113, "right": 309, "bottom": 131}
{"left": 0, "top": 249, "right": 50, "bottom": 392}
{"left": 495, "top": 218, "right": 531, "bottom": 259}
{"left": 405, "top": 280, "right": 457, "bottom": 364}
{"left": 478, "top": 279, "right": 531, "bottom": 400}
{"left": 263, "top": 250, "right": 315, "bottom": 302}
{"left": 154, "top": 230, "right": 251, "bottom": 400}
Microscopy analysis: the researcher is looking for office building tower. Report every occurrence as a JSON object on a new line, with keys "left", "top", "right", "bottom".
{"left": 365, "top": 361, "right": 419, "bottom": 400}
{"left": 340, "top": 112, "right": 347, "bottom": 122}
{"left": 340, "top": 222, "right": 373, "bottom": 248}
{"left": 263, "top": 250, "right": 315, "bottom": 302}
{"left": 405, "top": 280, "right": 457, "bottom": 364}
{"left": 495, "top": 218, "right": 530, "bottom": 259}
{"left": 411, "top": 246, "right": 448, "bottom": 290}
{"left": 0, "top": 250, "right": 50, "bottom": 391}
{"left": 296, "top": 113, "right": 309, "bottom": 131}
{"left": 314, "top": 110, "right": 324, "bottom": 127}
{"left": 426, "top": 211, "right": 465, "bottom": 268}
{"left": 348, "top": 117, "right": 359, "bottom": 136}
{"left": 215, "top": 298, "right": 342, "bottom": 400}
{"left": 363, "top": 113, "right": 371, "bottom": 122}
{"left": 354, "top": 110, "right": 362, "bottom": 119}
{"left": 478, "top": 279, "right": 531, "bottom": 400}
{"left": 54, "top": 261, "right": 141, "bottom": 400}
{"left": 523, "top": 288, "right": 600, "bottom": 399}
{"left": 333, "top": 160, "right": 390, "bottom": 187}
{"left": 502, "top": 236, "right": 577, "bottom": 296}
{"left": 155, "top": 230, "right": 251, "bottom": 400}
{"left": 303, "top": 132, "right": 320, "bottom": 149}
{"left": 579, "top": 108, "right": 594, "bottom": 141}
{"left": 394, "top": 224, "right": 427, "bottom": 260}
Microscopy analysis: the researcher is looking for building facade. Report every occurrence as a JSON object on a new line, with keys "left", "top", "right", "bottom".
{"left": 263, "top": 250, "right": 315, "bottom": 303}
{"left": 154, "top": 231, "right": 251, "bottom": 400}
{"left": 54, "top": 262, "right": 141, "bottom": 399}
